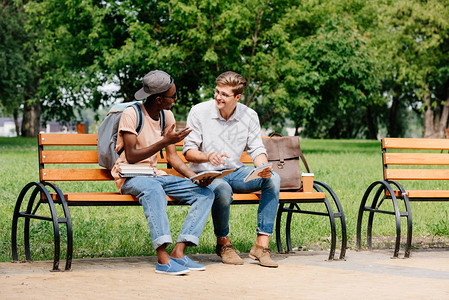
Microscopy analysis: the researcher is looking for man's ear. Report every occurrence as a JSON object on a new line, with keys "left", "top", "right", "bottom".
{"left": 235, "top": 94, "right": 242, "bottom": 101}
{"left": 155, "top": 96, "right": 162, "bottom": 104}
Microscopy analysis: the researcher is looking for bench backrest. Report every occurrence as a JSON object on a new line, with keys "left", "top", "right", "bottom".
{"left": 38, "top": 133, "right": 253, "bottom": 183}
{"left": 382, "top": 138, "right": 449, "bottom": 181}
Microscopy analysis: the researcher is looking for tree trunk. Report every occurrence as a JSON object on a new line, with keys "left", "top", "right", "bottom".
{"left": 365, "top": 106, "right": 377, "bottom": 139}
{"left": 421, "top": 85, "right": 449, "bottom": 138}
{"left": 13, "top": 108, "right": 20, "bottom": 136}
{"left": 436, "top": 96, "right": 449, "bottom": 138}
{"left": 21, "top": 99, "right": 40, "bottom": 137}
{"left": 388, "top": 88, "right": 400, "bottom": 137}
{"left": 422, "top": 87, "right": 439, "bottom": 138}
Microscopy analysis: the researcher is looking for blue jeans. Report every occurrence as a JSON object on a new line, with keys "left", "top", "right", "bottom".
{"left": 121, "top": 175, "right": 214, "bottom": 250}
{"left": 207, "top": 166, "right": 281, "bottom": 238}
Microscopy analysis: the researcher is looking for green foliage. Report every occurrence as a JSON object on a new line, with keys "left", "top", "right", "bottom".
{"left": 373, "top": 0, "right": 449, "bottom": 137}
{"left": 428, "top": 211, "right": 449, "bottom": 236}
{"left": 0, "top": 2, "right": 37, "bottom": 116}
{"left": 1, "top": 0, "right": 449, "bottom": 138}
{"left": 281, "top": 17, "right": 382, "bottom": 138}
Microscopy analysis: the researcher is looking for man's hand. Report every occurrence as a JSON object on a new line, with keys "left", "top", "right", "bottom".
{"left": 193, "top": 177, "right": 214, "bottom": 187}
{"left": 207, "top": 152, "right": 230, "bottom": 166}
{"left": 163, "top": 124, "right": 192, "bottom": 145}
{"left": 257, "top": 166, "right": 273, "bottom": 178}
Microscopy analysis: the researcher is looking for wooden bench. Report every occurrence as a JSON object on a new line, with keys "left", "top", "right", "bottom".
{"left": 357, "top": 138, "right": 449, "bottom": 258}
{"left": 12, "top": 133, "right": 347, "bottom": 271}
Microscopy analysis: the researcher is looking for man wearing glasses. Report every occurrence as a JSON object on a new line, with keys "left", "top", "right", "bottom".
{"left": 111, "top": 70, "right": 214, "bottom": 275}
{"left": 183, "top": 71, "right": 280, "bottom": 268}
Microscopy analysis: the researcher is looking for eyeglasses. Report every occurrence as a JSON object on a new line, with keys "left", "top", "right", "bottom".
{"left": 213, "top": 89, "right": 235, "bottom": 99}
{"left": 162, "top": 91, "right": 178, "bottom": 99}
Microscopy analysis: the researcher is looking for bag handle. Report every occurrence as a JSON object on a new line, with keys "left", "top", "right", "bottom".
{"left": 269, "top": 132, "right": 283, "bottom": 138}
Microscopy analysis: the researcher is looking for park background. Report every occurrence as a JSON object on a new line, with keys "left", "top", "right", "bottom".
{"left": 1, "top": 0, "right": 449, "bottom": 262}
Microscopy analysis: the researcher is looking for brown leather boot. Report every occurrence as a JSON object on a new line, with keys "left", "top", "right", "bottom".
{"left": 216, "top": 244, "right": 244, "bottom": 265}
{"left": 249, "top": 244, "right": 278, "bottom": 268}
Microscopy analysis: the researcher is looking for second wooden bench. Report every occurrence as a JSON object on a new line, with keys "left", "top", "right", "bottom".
{"left": 357, "top": 138, "right": 449, "bottom": 257}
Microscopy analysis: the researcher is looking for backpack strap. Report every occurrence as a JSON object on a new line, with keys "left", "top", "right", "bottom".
{"left": 132, "top": 102, "right": 144, "bottom": 135}
{"left": 116, "top": 103, "right": 144, "bottom": 156}
{"left": 159, "top": 110, "right": 166, "bottom": 159}
{"left": 159, "top": 110, "right": 166, "bottom": 136}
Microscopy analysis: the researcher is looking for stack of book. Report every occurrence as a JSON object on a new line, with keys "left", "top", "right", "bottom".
{"left": 118, "top": 163, "right": 155, "bottom": 177}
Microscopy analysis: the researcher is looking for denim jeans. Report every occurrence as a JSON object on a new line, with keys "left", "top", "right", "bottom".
{"left": 121, "top": 175, "right": 214, "bottom": 250}
{"left": 207, "top": 166, "right": 281, "bottom": 238}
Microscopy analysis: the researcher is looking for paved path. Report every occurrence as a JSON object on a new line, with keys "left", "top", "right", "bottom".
{"left": 1, "top": 249, "right": 449, "bottom": 299}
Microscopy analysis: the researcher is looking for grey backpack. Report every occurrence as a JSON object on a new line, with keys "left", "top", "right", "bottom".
{"left": 97, "top": 102, "right": 165, "bottom": 169}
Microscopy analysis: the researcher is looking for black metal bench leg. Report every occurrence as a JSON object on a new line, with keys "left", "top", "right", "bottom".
{"left": 404, "top": 196, "right": 413, "bottom": 258}
{"left": 367, "top": 186, "right": 385, "bottom": 250}
{"left": 391, "top": 195, "right": 402, "bottom": 258}
{"left": 275, "top": 202, "right": 298, "bottom": 254}
{"left": 275, "top": 203, "right": 285, "bottom": 253}
{"left": 357, "top": 181, "right": 391, "bottom": 251}
{"left": 44, "top": 182, "right": 73, "bottom": 271}
{"left": 23, "top": 187, "right": 40, "bottom": 261}
{"left": 315, "top": 181, "right": 347, "bottom": 260}
{"left": 285, "top": 203, "right": 295, "bottom": 252}
{"left": 322, "top": 198, "right": 337, "bottom": 260}
{"left": 12, "top": 183, "right": 37, "bottom": 262}
{"left": 357, "top": 184, "right": 372, "bottom": 251}
{"left": 11, "top": 182, "right": 62, "bottom": 271}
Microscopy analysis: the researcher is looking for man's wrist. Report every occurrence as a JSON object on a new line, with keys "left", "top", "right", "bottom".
{"left": 206, "top": 152, "right": 213, "bottom": 162}
{"left": 186, "top": 176, "right": 197, "bottom": 185}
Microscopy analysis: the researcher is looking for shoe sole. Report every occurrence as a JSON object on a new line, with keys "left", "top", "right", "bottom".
{"left": 222, "top": 261, "right": 244, "bottom": 265}
{"left": 248, "top": 253, "right": 278, "bottom": 268}
{"left": 221, "top": 257, "right": 244, "bottom": 265}
{"left": 188, "top": 266, "right": 206, "bottom": 271}
{"left": 155, "top": 269, "right": 190, "bottom": 275}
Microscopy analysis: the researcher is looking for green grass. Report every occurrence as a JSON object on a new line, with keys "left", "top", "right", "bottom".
{"left": 1, "top": 137, "right": 449, "bottom": 263}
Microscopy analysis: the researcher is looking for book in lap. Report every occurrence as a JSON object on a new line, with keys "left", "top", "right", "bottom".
{"left": 189, "top": 169, "right": 236, "bottom": 181}
{"left": 243, "top": 163, "right": 273, "bottom": 182}
{"left": 118, "top": 163, "right": 155, "bottom": 177}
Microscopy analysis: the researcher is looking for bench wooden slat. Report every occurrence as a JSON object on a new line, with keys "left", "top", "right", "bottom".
{"left": 384, "top": 153, "right": 449, "bottom": 165}
{"left": 383, "top": 138, "right": 449, "bottom": 150}
{"left": 51, "top": 191, "right": 326, "bottom": 203}
{"left": 387, "top": 190, "right": 449, "bottom": 198}
{"left": 41, "top": 151, "right": 99, "bottom": 164}
{"left": 239, "top": 153, "right": 252, "bottom": 164}
{"left": 41, "top": 169, "right": 113, "bottom": 181}
{"left": 40, "top": 168, "right": 183, "bottom": 181}
{"left": 385, "top": 169, "right": 449, "bottom": 180}
{"left": 39, "top": 133, "right": 98, "bottom": 146}
{"left": 157, "top": 151, "right": 187, "bottom": 163}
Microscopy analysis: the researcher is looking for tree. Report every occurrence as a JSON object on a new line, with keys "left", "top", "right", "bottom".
{"left": 0, "top": 1, "right": 40, "bottom": 136}
{"left": 282, "top": 18, "right": 381, "bottom": 138}
{"left": 10, "top": 0, "right": 445, "bottom": 140}
{"left": 376, "top": 0, "right": 449, "bottom": 138}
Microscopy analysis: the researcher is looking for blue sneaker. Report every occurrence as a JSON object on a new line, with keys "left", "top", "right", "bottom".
{"left": 155, "top": 259, "right": 190, "bottom": 275}
{"left": 170, "top": 256, "right": 206, "bottom": 271}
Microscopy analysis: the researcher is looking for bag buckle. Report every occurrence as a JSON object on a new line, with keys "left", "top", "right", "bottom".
{"left": 277, "top": 162, "right": 285, "bottom": 169}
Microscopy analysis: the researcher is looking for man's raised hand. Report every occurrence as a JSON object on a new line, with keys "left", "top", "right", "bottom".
{"left": 164, "top": 124, "right": 192, "bottom": 145}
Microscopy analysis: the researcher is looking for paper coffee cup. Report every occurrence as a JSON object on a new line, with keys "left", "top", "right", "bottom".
{"left": 302, "top": 173, "right": 314, "bottom": 192}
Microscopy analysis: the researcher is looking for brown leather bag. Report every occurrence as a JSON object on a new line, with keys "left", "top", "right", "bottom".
{"left": 262, "top": 134, "right": 310, "bottom": 191}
